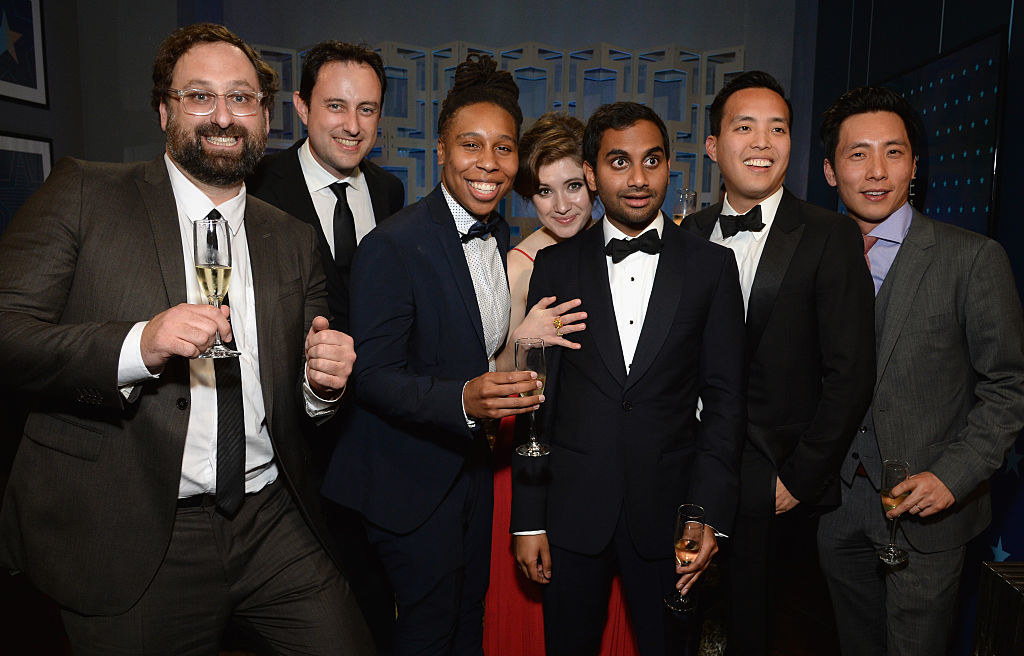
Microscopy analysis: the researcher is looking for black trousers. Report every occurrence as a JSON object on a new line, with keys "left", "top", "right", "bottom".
{"left": 60, "top": 481, "right": 374, "bottom": 656}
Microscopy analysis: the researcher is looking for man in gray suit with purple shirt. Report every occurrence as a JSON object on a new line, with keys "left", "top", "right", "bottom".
{"left": 817, "top": 86, "right": 1024, "bottom": 656}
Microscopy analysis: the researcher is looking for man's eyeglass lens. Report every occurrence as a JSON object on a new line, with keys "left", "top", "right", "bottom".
{"left": 167, "top": 89, "right": 263, "bottom": 116}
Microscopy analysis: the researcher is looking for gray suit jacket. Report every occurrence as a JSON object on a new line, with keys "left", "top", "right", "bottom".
{"left": 0, "top": 156, "right": 331, "bottom": 614}
{"left": 868, "top": 209, "right": 1024, "bottom": 552}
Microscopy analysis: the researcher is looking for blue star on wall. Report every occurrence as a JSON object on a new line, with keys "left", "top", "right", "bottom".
{"left": 1004, "top": 445, "right": 1022, "bottom": 476}
{"left": 992, "top": 537, "right": 1011, "bottom": 562}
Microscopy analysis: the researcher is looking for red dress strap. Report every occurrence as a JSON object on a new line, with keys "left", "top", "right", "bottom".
{"left": 510, "top": 247, "right": 535, "bottom": 263}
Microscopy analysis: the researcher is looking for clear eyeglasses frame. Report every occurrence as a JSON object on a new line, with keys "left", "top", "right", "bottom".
{"left": 165, "top": 88, "right": 265, "bottom": 117}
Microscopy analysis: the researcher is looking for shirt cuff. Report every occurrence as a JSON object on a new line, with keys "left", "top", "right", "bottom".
{"left": 462, "top": 380, "right": 477, "bottom": 430}
{"left": 303, "top": 368, "right": 342, "bottom": 418}
{"left": 118, "top": 321, "right": 160, "bottom": 398}
{"left": 512, "top": 530, "right": 546, "bottom": 535}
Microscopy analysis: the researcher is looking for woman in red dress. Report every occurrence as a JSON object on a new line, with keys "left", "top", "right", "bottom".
{"left": 484, "top": 113, "right": 639, "bottom": 656}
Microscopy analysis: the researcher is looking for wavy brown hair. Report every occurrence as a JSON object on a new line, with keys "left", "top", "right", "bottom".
{"left": 514, "top": 113, "right": 585, "bottom": 198}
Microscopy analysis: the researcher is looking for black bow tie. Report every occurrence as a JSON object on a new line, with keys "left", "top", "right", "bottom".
{"left": 461, "top": 218, "right": 501, "bottom": 243}
{"left": 603, "top": 228, "right": 663, "bottom": 263}
{"left": 719, "top": 205, "right": 765, "bottom": 239}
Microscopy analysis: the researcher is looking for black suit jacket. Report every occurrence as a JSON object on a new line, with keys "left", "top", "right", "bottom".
{"left": 511, "top": 218, "right": 746, "bottom": 558}
{"left": 321, "top": 185, "right": 509, "bottom": 534}
{"left": 247, "top": 138, "right": 405, "bottom": 331}
{"left": 0, "top": 157, "right": 332, "bottom": 615}
{"left": 683, "top": 190, "right": 875, "bottom": 507}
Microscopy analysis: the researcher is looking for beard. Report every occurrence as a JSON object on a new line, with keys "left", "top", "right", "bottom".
{"left": 599, "top": 187, "right": 666, "bottom": 229}
{"left": 165, "top": 113, "right": 267, "bottom": 187}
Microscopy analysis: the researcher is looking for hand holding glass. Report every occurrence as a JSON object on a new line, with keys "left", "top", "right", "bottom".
{"left": 879, "top": 459, "right": 910, "bottom": 566}
{"left": 664, "top": 503, "right": 704, "bottom": 613}
{"left": 514, "top": 338, "right": 549, "bottom": 457}
{"left": 193, "top": 217, "right": 239, "bottom": 358}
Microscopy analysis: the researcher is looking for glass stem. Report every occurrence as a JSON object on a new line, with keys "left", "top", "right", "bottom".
{"left": 528, "top": 410, "right": 538, "bottom": 445}
{"left": 211, "top": 298, "right": 224, "bottom": 347}
{"left": 889, "top": 516, "right": 899, "bottom": 546}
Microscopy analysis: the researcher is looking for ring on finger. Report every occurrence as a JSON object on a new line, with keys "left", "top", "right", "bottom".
{"left": 553, "top": 316, "right": 563, "bottom": 330}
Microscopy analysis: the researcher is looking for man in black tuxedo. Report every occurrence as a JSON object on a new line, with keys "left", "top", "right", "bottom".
{"left": 248, "top": 40, "right": 404, "bottom": 332}
{"left": 246, "top": 41, "right": 405, "bottom": 651}
{"left": 682, "top": 71, "right": 875, "bottom": 655}
{"left": 513, "top": 102, "right": 747, "bottom": 655}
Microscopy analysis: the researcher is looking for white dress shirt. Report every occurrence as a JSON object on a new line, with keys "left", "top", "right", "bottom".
{"left": 115, "top": 155, "right": 335, "bottom": 498}
{"left": 710, "top": 186, "right": 784, "bottom": 315}
{"left": 298, "top": 139, "right": 377, "bottom": 250}
{"left": 605, "top": 213, "right": 664, "bottom": 374}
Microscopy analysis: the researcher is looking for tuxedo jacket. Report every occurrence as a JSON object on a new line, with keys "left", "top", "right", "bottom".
{"left": 0, "top": 157, "right": 331, "bottom": 615}
{"left": 247, "top": 138, "right": 405, "bottom": 332}
{"left": 321, "top": 185, "right": 509, "bottom": 534}
{"left": 510, "top": 218, "right": 746, "bottom": 558}
{"left": 864, "top": 210, "right": 1024, "bottom": 551}
{"left": 683, "top": 190, "right": 875, "bottom": 507}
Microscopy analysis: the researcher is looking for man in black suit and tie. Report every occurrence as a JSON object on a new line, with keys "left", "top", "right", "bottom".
{"left": 682, "top": 71, "right": 875, "bottom": 656}
{"left": 512, "top": 102, "right": 747, "bottom": 656}
{"left": 0, "top": 23, "right": 371, "bottom": 654}
{"left": 817, "top": 86, "right": 1024, "bottom": 656}
{"left": 248, "top": 40, "right": 405, "bottom": 332}
{"left": 247, "top": 42, "right": 405, "bottom": 649}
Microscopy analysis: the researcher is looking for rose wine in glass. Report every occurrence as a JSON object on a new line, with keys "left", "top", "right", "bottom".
{"left": 664, "top": 503, "right": 704, "bottom": 613}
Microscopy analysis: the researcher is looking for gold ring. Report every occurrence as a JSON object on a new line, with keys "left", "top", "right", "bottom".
{"left": 553, "top": 316, "right": 563, "bottom": 330}
{"left": 555, "top": 327, "right": 561, "bottom": 337}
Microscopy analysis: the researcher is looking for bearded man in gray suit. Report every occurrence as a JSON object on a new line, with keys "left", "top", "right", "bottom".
{"left": 0, "top": 23, "right": 372, "bottom": 655}
{"left": 817, "top": 86, "right": 1024, "bottom": 656}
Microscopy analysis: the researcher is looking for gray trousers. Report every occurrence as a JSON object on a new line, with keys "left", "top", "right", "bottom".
{"left": 60, "top": 481, "right": 374, "bottom": 656}
{"left": 817, "top": 473, "right": 965, "bottom": 656}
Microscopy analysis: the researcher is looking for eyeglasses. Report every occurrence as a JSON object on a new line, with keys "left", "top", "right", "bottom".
{"left": 165, "top": 88, "right": 265, "bottom": 117}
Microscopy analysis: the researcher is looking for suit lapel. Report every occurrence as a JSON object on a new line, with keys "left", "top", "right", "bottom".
{"left": 746, "top": 190, "right": 804, "bottom": 357}
{"left": 427, "top": 187, "right": 487, "bottom": 349}
{"left": 244, "top": 206, "right": 279, "bottom": 425}
{"left": 684, "top": 201, "right": 722, "bottom": 239}
{"left": 363, "top": 161, "right": 392, "bottom": 227}
{"left": 580, "top": 221, "right": 627, "bottom": 386}
{"left": 138, "top": 157, "right": 187, "bottom": 307}
{"left": 626, "top": 221, "right": 685, "bottom": 390}
{"left": 875, "top": 211, "right": 935, "bottom": 386}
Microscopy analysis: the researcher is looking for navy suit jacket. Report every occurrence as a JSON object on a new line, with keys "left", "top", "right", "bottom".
{"left": 321, "top": 185, "right": 509, "bottom": 533}
{"left": 511, "top": 218, "right": 746, "bottom": 558}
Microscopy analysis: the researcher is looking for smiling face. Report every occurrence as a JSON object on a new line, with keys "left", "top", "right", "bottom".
{"left": 532, "top": 157, "right": 593, "bottom": 240}
{"left": 583, "top": 119, "right": 668, "bottom": 236}
{"left": 705, "top": 86, "right": 791, "bottom": 213}
{"left": 437, "top": 102, "right": 518, "bottom": 218}
{"left": 824, "top": 110, "right": 916, "bottom": 233}
{"left": 295, "top": 60, "right": 382, "bottom": 179}
{"left": 160, "top": 41, "right": 269, "bottom": 198}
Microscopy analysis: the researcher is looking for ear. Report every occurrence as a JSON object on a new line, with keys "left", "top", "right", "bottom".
{"left": 436, "top": 137, "right": 446, "bottom": 166}
{"left": 823, "top": 158, "right": 838, "bottom": 188}
{"left": 262, "top": 105, "right": 270, "bottom": 137}
{"left": 159, "top": 101, "right": 169, "bottom": 132}
{"left": 294, "top": 91, "right": 310, "bottom": 127}
{"left": 583, "top": 160, "right": 597, "bottom": 192}
{"left": 912, "top": 156, "right": 918, "bottom": 179}
{"left": 705, "top": 134, "right": 718, "bottom": 162}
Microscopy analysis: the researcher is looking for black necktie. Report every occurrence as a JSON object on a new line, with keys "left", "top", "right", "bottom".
{"left": 719, "top": 204, "right": 765, "bottom": 239}
{"left": 329, "top": 182, "right": 357, "bottom": 268}
{"left": 603, "top": 228, "right": 663, "bottom": 264}
{"left": 461, "top": 218, "right": 501, "bottom": 243}
{"left": 213, "top": 289, "right": 245, "bottom": 517}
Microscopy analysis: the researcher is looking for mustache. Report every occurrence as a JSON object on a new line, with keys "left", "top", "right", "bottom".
{"left": 194, "top": 124, "right": 249, "bottom": 139}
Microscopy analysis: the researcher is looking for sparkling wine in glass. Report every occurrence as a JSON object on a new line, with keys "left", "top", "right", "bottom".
{"left": 664, "top": 503, "right": 704, "bottom": 613}
{"left": 194, "top": 217, "right": 239, "bottom": 358}
{"left": 672, "top": 188, "right": 697, "bottom": 225}
{"left": 878, "top": 459, "right": 910, "bottom": 566}
{"left": 514, "top": 337, "right": 549, "bottom": 457}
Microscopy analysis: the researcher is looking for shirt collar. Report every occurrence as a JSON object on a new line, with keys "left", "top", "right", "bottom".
{"left": 164, "top": 153, "right": 246, "bottom": 234}
{"left": 867, "top": 202, "right": 913, "bottom": 244}
{"left": 441, "top": 182, "right": 490, "bottom": 234}
{"left": 602, "top": 212, "right": 665, "bottom": 245}
{"left": 720, "top": 186, "right": 784, "bottom": 237}
{"left": 298, "top": 138, "right": 364, "bottom": 194}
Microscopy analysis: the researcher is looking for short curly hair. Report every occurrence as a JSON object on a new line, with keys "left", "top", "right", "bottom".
{"left": 151, "top": 23, "right": 279, "bottom": 114}
{"left": 436, "top": 53, "right": 522, "bottom": 140}
{"left": 513, "top": 113, "right": 585, "bottom": 198}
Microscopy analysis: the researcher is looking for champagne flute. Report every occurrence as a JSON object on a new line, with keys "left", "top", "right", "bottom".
{"left": 672, "top": 187, "right": 697, "bottom": 225}
{"left": 878, "top": 459, "right": 910, "bottom": 566}
{"left": 514, "top": 338, "right": 549, "bottom": 457}
{"left": 664, "top": 503, "right": 704, "bottom": 613}
{"left": 193, "top": 217, "right": 240, "bottom": 358}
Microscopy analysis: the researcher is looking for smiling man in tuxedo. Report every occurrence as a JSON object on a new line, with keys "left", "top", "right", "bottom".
{"left": 682, "top": 70, "right": 875, "bottom": 656}
{"left": 513, "top": 101, "right": 746, "bottom": 656}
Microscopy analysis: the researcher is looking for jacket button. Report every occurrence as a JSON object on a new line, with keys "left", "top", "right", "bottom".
{"left": 622, "top": 400, "right": 632, "bottom": 411}
{"left": 176, "top": 398, "right": 189, "bottom": 410}
{"left": 859, "top": 425, "right": 867, "bottom": 433}
{"left": 852, "top": 452, "right": 860, "bottom": 459}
